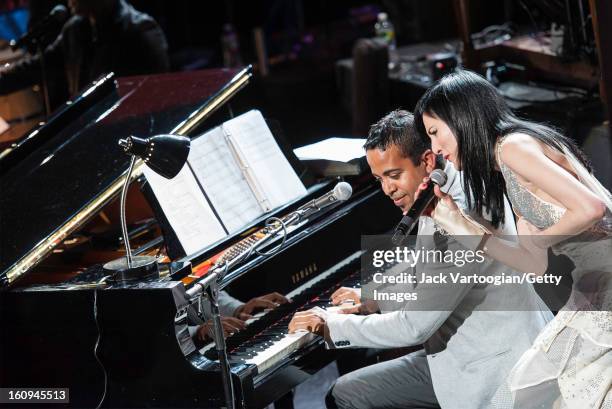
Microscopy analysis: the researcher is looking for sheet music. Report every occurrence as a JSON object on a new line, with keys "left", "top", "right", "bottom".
{"left": 188, "top": 127, "right": 264, "bottom": 233}
{"left": 294, "top": 137, "right": 366, "bottom": 162}
{"left": 223, "top": 110, "right": 307, "bottom": 209}
{"left": 143, "top": 165, "right": 227, "bottom": 255}
{"left": 0, "top": 116, "right": 9, "bottom": 135}
{"left": 144, "top": 109, "right": 306, "bottom": 256}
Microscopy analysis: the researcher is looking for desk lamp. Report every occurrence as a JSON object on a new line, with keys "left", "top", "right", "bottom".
{"left": 103, "top": 134, "right": 190, "bottom": 282}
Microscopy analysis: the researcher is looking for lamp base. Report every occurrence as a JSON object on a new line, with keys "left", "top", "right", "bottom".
{"left": 103, "top": 255, "right": 159, "bottom": 283}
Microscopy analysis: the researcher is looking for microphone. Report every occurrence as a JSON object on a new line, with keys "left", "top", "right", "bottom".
{"left": 391, "top": 169, "right": 447, "bottom": 245}
{"left": 10, "top": 5, "right": 69, "bottom": 51}
{"left": 297, "top": 182, "right": 352, "bottom": 218}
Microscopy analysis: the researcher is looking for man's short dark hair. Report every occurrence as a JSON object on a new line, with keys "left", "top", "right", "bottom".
{"left": 363, "top": 109, "right": 430, "bottom": 166}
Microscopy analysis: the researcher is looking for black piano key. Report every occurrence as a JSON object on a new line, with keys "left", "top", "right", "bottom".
{"left": 232, "top": 351, "right": 258, "bottom": 359}
{"left": 230, "top": 358, "right": 246, "bottom": 364}
{"left": 240, "top": 340, "right": 270, "bottom": 350}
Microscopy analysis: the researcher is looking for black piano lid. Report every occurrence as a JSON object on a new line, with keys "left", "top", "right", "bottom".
{"left": 0, "top": 68, "right": 249, "bottom": 287}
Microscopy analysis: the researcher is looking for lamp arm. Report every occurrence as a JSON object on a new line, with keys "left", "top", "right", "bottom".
{"left": 120, "top": 155, "right": 137, "bottom": 268}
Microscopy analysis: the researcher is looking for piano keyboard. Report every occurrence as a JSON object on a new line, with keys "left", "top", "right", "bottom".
{"left": 201, "top": 251, "right": 362, "bottom": 374}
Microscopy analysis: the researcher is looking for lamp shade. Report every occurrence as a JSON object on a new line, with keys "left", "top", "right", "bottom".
{"left": 119, "top": 134, "right": 190, "bottom": 179}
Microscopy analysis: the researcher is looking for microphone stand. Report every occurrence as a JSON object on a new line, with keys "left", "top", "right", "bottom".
{"left": 195, "top": 270, "right": 234, "bottom": 409}
{"left": 36, "top": 41, "right": 51, "bottom": 117}
{"left": 186, "top": 211, "right": 302, "bottom": 409}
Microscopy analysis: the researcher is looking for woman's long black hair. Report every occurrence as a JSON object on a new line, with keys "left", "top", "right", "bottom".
{"left": 414, "top": 69, "right": 591, "bottom": 228}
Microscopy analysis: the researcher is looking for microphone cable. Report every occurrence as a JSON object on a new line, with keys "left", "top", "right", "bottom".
{"left": 93, "top": 286, "right": 108, "bottom": 409}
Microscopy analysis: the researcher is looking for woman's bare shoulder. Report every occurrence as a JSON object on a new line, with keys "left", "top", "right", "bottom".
{"left": 496, "top": 133, "right": 542, "bottom": 164}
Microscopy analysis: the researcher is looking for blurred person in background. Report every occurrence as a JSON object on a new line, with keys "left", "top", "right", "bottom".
{"left": 0, "top": 0, "right": 169, "bottom": 109}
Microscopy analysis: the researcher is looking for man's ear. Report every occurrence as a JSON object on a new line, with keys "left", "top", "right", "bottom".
{"left": 422, "top": 149, "right": 437, "bottom": 173}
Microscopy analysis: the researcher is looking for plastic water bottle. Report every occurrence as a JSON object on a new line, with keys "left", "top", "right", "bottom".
{"left": 374, "top": 12, "right": 398, "bottom": 68}
{"left": 375, "top": 13, "right": 396, "bottom": 48}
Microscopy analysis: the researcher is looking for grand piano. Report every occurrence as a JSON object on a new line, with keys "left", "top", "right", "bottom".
{"left": 0, "top": 67, "right": 398, "bottom": 408}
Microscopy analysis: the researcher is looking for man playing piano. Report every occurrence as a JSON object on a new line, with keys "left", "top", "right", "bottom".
{"left": 288, "top": 110, "right": 552, "bottom": 409}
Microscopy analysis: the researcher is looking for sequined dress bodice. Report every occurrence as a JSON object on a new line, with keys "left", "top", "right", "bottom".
{"left": 496, "top": 135, "right": 611, "bottom": 234}
{"left": 498, "top": 160, "right": 565, "bottom": 230}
